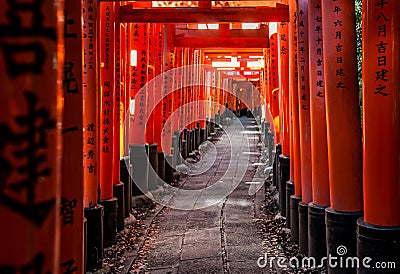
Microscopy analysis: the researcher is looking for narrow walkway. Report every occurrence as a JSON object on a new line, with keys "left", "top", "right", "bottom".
{"left": 134, "top": 118, "right": 268, "bottom": 274}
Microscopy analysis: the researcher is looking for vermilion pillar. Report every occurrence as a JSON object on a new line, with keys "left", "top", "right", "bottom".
{"left": 83, "top": 0, "right": 103, "bottom": 270}
{"left": 297, "top": 0, "right": 312, "bottom": 255}
{"left": 61, "top": 0, "right": 84, "bottom": 272}
{"left": 288, "top": 0, "right": 302, "bottom": 243}
{"left": 308, "top": 0, "right": 330, "bottom": 261}
{"left": 357, "top": 0, "right": 400, "bottom": 271}
{"left": 129, "top": 22, "right": 150, "bottom": 196}
{"left": 269, "top": 33, "right": 280, "bottom": 143}
{"left": 277, "top": 19, "right": 290, "bottom": 218}
{"left": 322, "top": 0, "right": 363, "bottom": 268}
{"left": 0, "top": 0, "right": 63, "bottom": 272}
{"left": 99, "top": 1, "right": 114, "bottom": 201}
{"left": 113, "top": 1, "right": 125, "bottom": 232}
{"left": 99, "top": 1, "right": 118, "bottom": 248}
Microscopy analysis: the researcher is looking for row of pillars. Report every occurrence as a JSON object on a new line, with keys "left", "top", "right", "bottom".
{"left": 267, "top": 0, "right": 399, "bottom": 273}
{"left": 0, "top": 0, "right": 264, "bottom": 273}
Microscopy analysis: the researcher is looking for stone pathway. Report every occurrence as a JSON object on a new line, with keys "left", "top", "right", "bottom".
{"left": 131, "top": 118, "right": 269, "bottom": 274}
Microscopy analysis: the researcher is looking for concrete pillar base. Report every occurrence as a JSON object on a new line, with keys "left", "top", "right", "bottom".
{"left": 130, "top": 144, "right": 149, "bottom": 196}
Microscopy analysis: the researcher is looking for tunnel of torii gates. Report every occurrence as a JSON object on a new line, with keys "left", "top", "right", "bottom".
{"left": 0, "top": 0, "right": 399, "bottom": 273}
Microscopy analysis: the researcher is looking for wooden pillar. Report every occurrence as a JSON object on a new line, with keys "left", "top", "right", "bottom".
{"left": 162, "top": 25, "right": 175, "bottom": 154}
{"left": 83, "top": 0, "right": 99, "bottom": 208}
{"left": 61, "top": 0, "right": 84, "bottom": 271}
{"left": 129, "top": 23, "right": 148, "bottom": 145}
{"left": 297, "top": 0, "right": 312, "bottom": 255}
{"left": 322, "top": 0, "right": 363, "bottom": 266}
{"left": 277, "top": 18, "right": 290, "bottom": 218}
{"left": 123, "top": 23, "right": 130, "bottom": 156}
{"left": 153, "top": 24, "right": 164, "bottom": 152}
{"left": 358, "top": 0, "right": 400, "bottom": 269}
{"left": 99, "top": 1, "right": 115, "bottom": 201}
{"left": 278, "top": 21, "right": 290, "bottom": 157}
{"left": 145, "top": 23, "right": 156, "bottom": 145}
{"left": 309, "top": 0, "right": 329, "bottom": 209}
{"left": 0, "top": 0, "right": 63, "bottom": 272}
{"left": 114, "top": 2, "right": 121, "bottom": 186}
{"left": 269, "top": 33, "right": 280, "bottom": 143}
{"left": 308, "top": 0, "right": 330, "bottom": 261}
{"left": 288, "top": 0, "right": 302, "bottom": 243}
{"left": 82, "top": 0, "right": 103, "bottom": 269}
{"left": 298, "top": 0, "right": 312, "bottom": 204}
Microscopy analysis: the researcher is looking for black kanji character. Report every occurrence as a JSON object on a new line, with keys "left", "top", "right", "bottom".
{"left": 60, "top": 197, "right": 77, "bottom": 226}
{"left": 60, "top": 259, "right": 78, "bottom": 273}
{"left": 0, "top": 91, "right": 56, "bottom": 227}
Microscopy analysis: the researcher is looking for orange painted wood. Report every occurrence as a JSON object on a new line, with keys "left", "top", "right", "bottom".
{"left": 121, "top": 22, "right": 129, "bottom": 156}
{"left": 288, "top": 0, "right": 301, "bottom": 195}
{"left": 269, "top": 33, "right": 280, "bottom": 143}
{"left": 278, "top": 21, "right": 290, "bottom": 157}
{"left": 99, "top": 2, "right": 115, "bottom": 200}
{"left": 83, "top": 0, "right": 99, "bottom": 207}
{"left": 162, "top": 25, "right": 175, "bottom": 154}
{"left": 145, "top": 23, "right": 156, "bottom": 145}
{"left": 153, "top": 24, "right": 165, "bottom": 152}
{"left": 174, "top": 37, "right": 270, "bottom": 49}
{"left": 0, "top": 0, "right": 63, "bottom": 271}
{"left": 297, "top": 0, "right": 312, "bottom": 203}
{"left": 309, "top": 0, "right": 329, "bottom": 207}
{"left": 362, "top": 0, "right": 400, "bottom": 226}
{"left": 128, "top": 23, "right": 148, "bottom": 145}
{"left": 61, "top": 0, "right": 84, "bottom": 271}
{"left": 322, "top": 0, "right": 362, "bottom": 212}
{"left": 114, "top": 1, "right": 121, "bottom": 185}
{"left": 120, "top": 5, "right": 289, "bottom": 24}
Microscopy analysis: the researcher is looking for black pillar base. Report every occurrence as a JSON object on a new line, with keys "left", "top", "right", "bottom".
{"left": 286, "top": 181, "right": 294, "bottom": 228}
{"left": 200, "top": 128, "right": 206, "bottom": 144}
{"left": 113, "top": 183, "right": 124, "bottom": 231}
{"left": 181, "top": 139, "right": 187, "bottom": 160}
{"left": 99, "top": 197, "right": 118, "bottom": 248}
{"left": 326, "top": 207, "right": 363, "bottom": 274}
{"left": 130, "top": 144, "right": 148, "bottom": 196}
{"left": 278, "top": 154, "right": 290, "bottom": 217}
{"left": 84, "top": 217, "right": 87, "bottom": 272}
{"left": 157, "top": 151, "right": 165, "bottom": 183}
{"left": 357, "top": 219, "right": 400, "bottom": 273}
{"left": 273, "top": 144, "right": 282, "bottom": 188}
{"left": 185, "top": 130, "right": 193, "bottom": 155}
{"left": 146, "top": 143, "right": 158, "bottom": 191}
{"left": 308, "top": 203, "right": 327, "bottom": 261}
{"left": 195, "top": 126, "right": 200, "bottom": 149}
{"left": 120, "top": 157, "right": 131, "bottom": 218}
{"left": 209, "top": 118, "right": 215, "bottom": 133}
{"left": 215, "top": 114, "right": 221, "bottom": 126}
{"left": 290, "top": 195, "right": 301, "bottom": 242}
{"left": 84, "top": 205, "right": 104, "bottom": 271}
{"left": 299, "top": 201, "right": 309, "bottom": 255}
{"left": 165, "top": 155, "right": 174, "bottom": 185}
{"left": 189, "top": 130, "right": 194, "bottom": 153}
